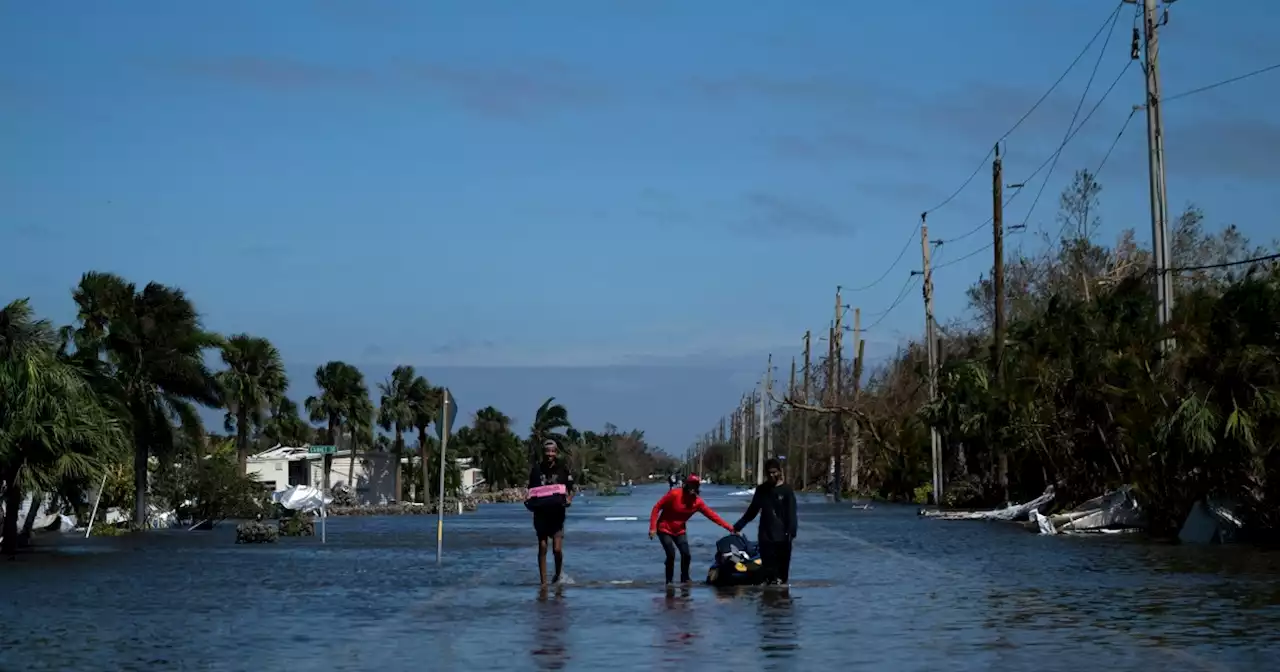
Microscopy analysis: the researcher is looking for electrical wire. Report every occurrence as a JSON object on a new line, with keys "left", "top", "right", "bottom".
{"left": 862, "top": 274, "right": 920, "bottom": 332}
{"left": 1164, "top": 62, "right": 1280, "bottom": 104}
{"left": 845, "top": 226, "right": 918, "bottom": 292}
{"left": 1020, "top": 4, "right": 1124, "bottom": 237}
{"left": 920, "top": 0, "right": 1126, "bottom": 216}
{"left": 934, "top": 241, "right": 994, "bottom": 272}
{"left": 848, "top": 1, "right": 1127, "bottom": 294}
{"left": 1166, "top": 252, "right": 1280, "bottom": 274}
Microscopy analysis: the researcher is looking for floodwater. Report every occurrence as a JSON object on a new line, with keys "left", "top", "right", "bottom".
{"left": 3, "top": 485, "right": 1280, "bottom": 671}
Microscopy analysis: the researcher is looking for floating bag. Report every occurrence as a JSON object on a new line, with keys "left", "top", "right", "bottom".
{"left": 525, "top": 483, "right": 568, "bottom": 511}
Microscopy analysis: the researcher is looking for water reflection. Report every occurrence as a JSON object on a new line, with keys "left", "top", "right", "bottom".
{"left": 758, "top": 587, "right": 798, "bottom": 658}
{"left": 656, "top": 585, "right": 698, "bottom": 661}
{"left": 532, "top": 585, "right": 569, "bottom": 670}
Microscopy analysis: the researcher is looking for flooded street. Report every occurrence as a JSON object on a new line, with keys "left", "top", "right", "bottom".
{"left": 4, "top": 485, "right": 1280, "bottom": 671}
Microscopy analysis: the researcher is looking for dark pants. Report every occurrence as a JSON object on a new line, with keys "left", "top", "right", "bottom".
{"left": 657, "top": 532, "right": 691, "bottom": 583}
{"left": 533, "top": 507, "right": 566, "bottom": 539}
{"left": 758, "top": 539, "right": 793, "bottom": 584}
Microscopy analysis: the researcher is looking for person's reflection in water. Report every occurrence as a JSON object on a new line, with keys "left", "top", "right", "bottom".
{"left": 757, "top": 587, "right": 799, "bottom": 658}
{"left": 531, "top": 584, "right": 570, "bottom": 670}
{"left": 656, "top": 585, "right": 697, "bottom": 662}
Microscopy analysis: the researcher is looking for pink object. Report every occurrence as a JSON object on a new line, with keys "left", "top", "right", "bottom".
{"left": 528, "top": 484, "right": 567, "bottom": 498}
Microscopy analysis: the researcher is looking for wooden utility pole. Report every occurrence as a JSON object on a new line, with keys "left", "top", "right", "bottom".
{"left": 740, "top": 396, "right": 749, "bottom": 483}
{"left": 993, "top": 144, "right": 1008, "bottom": 504}
{"left": 1139, "top": 0, "right": 1173, "bottom": 347}
{"left": 756, "top": 370, "right": 767, "bottom": 484}
{"left": 849, "top": 307, "right": 862, "bottom": 493}
{"left": 801, "top": 330, "right": 811, "bottom": 491}
{"left": 920, "top": 214, "right": 942, "bottom": 506}
{"left": 765, "top": 354, "right": 774, "bottom": 460}
{"left": 787, "top": 356, "right": 796, "bottom": 464}
{"left": 831, "top": 286, "right": 845, "bottom": 501}
{"left": 825, "top": 323, "right": 835, "bottom": 493}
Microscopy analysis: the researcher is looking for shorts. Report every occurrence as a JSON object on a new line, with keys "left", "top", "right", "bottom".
{"left": 533, "top": 506, "right": 567, "bottom": 539}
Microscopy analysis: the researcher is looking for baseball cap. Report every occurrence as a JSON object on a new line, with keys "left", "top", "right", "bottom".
{"left": 686, "top": 474, "right": 701, "bottom": 484}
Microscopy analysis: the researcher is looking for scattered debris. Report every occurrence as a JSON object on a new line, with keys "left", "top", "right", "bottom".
{"left": 235, "top": 520, "right": 278, "bottom": 544}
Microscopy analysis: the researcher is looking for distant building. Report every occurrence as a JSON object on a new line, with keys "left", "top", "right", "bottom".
{"left": 246, "top": 445, "right": 484, "bottom": 503}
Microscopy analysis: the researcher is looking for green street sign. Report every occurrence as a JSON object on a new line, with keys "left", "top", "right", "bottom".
{"left": 308, "top": 445, "right": 336, "bottom": 455}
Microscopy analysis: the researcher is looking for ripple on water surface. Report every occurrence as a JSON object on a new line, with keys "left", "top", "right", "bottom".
{"left": 3, "top": 486, "right": 1280, "bottom": 671}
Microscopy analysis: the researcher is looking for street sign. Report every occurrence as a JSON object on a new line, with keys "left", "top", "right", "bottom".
{"left": 433, "top": 388, "right": 458, "bottom": 441}
{"left": 308, "top": 445, "right": 336, "bottom": 455}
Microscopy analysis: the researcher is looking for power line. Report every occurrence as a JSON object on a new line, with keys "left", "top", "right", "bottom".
{"left": 1092, "top": 107, "right": 1138, "bottom": 180}
{"left": 845, "top": 225, "right": 918, "bottom": 292}
{"left": 934, "top": 241, "right": 994, "bottom": 272}
{"left": 1164, "top": 62, "right": 1280, "bottom": 104}
{"left": 862, "top": 274, "right": 920, "bottom": 332}
{"left": 1167, "top": 252, "right": 1280, "bottom": 274}
{"left": 849, "top": 1, "right": 1130, "bottom": 296}
{"left": 1020, "top": 4, "right": 1125, "bottom": 236}
{"left": 921, "top": 0, "right": 1126, "bottom": 216}
{"left": 935, "top": 59, "right": 1135, "bottom": 255}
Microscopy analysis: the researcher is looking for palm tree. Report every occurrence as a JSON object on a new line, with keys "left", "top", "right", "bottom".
{"left": 304, "top": 361, "right": 364, "bottom": 491}
{"left": 470, "top": 406, "right": 523, "bottom": 489}
{"left": 217, "top": 334, "right": 287, "bottom": 476}
{"left": 377, "top": 365, "right": 416, "bottom": 501}
{"left": 527, "top": 397, "right": 571, "bottom": 466}
{"left": 345, "top": 394, "right": 373, "bottom": 486}
{"left": 407, "top": 375, "right": 442, "bottom": 503}
{"left": 65, "top": 272, "right": 222, "bottom": 526}
{"left": 2, "top": 299, "right": 129, "bottom": 554}
{"left": 263, "top": 397, "right": 312, "bottom": 447}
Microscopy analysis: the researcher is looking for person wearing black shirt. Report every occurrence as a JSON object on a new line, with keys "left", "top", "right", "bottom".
{"left": 527, "top": 439, "right": 575, "bottom": 585}
{"left": 733, "top": 458, "right": 798, "bottom": 585}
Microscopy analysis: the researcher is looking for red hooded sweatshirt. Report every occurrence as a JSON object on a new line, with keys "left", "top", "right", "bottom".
{"left": 649, "top": 489, "right": 733, "bottom": 537}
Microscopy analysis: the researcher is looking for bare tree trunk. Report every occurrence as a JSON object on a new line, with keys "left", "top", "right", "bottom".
{"left": 393, "top": 427, "right": 404, "bottom": 502}
{"left": 236, "top": 407, "right": 250, "bottom": 477}
{"left": 1, "top": 465, "right": 22, "bottom": 556}
{"left": 19, "top": 490, "right": 44, "bottom": 542}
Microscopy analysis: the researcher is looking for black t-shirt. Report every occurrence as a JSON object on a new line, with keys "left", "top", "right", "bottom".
{"left": 528, "top": 460, "right": 574, "bottom": 490}
{"left": 526, "top": 460, "right": 574, "bottom": 510}
{"left": 734, "top": 482, "right": 798, "bottom": 542}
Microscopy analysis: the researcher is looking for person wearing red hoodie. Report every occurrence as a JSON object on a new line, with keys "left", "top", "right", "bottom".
{"left": 648, "top": 474, "right": 734, "bottom": 585}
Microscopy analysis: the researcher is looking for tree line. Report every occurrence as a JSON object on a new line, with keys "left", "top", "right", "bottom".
{"left": 1, "top": 271, "right": 674, "bottom": 554}
{"left": 701, "top": 169, "right": 1280, "bottom": 540}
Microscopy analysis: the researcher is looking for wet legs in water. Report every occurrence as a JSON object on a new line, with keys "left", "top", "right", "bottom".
{"left": 537, "top": 531, "right": 565, "bottom": 585}
{"left": 658, "top": 532, "right": 691, "bottom": 584}
{"left": 758, "top": 539, "right": 793, "bottom": 585}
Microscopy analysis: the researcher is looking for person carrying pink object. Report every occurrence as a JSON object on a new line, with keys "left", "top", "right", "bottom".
{"left": 526, "top": 439, "right": 575, "bottom": 586}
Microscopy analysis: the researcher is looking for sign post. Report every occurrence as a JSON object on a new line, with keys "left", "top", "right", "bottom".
{"left": 436, "top": 388, "right": 456, "bottom": 565}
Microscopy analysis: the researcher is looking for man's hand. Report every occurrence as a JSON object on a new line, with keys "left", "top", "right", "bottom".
{"left": 648, "top": 531, "right": 656, "bottom": 540}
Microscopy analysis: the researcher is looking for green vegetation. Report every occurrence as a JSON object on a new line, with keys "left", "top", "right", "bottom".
{"left": 706, "top": 170, "right": 1280, "bottom": 540}
{"left": 2, "top": 272, "right": 671, "bottom": 553}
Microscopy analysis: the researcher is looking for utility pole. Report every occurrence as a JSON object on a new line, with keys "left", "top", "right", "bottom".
{"left": 1138, "top": 0, "right": 1173, "bottom": 347}
{"left": 993, "top": 144, "right": 1008, "bottom": 504}
{"left": 825, "top": 323, "right": 835, "bottom": 496}
{"left": 757, "top": 370, "right": 767, "bottom": 485}
{"left": 787, "top": 356, "right": 796, "bottom": 465}
{"left": 920, "top": 214, "right": 942, "bottom": 506}
{"left": 831, "top": 286, "right": 844, "bottom": 501}
{"left": 850, "top": 307, "right": 861, "bottom": 494}
{"left": 765, "top": 354, "right": 774, "bottom": 460}
{"left": 801, "top": 330, "right": 811, "bottom": 491}
{"left": 742, "top": 394, "right": 747, "bottom": 481}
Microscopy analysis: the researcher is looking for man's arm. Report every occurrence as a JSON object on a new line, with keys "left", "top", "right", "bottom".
{"left": 733, "top": 489, "right": 763, "bottom": 533}
{"left": 697, "top": 499, "right": 734, "bottom": 532}
{"left": 527, "top": 465, "right": 540, "bottom": 490}
{"left": 565, "top": 468, "right": 575, "bottom": 504}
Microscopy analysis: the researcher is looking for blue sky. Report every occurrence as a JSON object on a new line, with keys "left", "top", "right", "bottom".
{"left": 3, "top": 1, "right": 1277, "bottom": 452}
